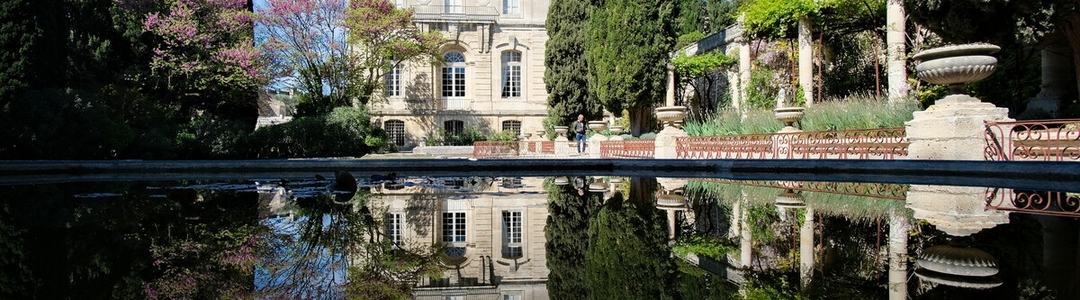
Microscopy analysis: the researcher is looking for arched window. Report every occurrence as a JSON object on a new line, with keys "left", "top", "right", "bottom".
{"left": 441, "top": 52, "right": 466, "bottom": 98}
{"left": 501, "top": 120, "right": 521, "bottom": 137}
{"left": 384, "top": 119, "right": 405, "bottom": 146}
{"left": 501, "top": 51, "right": 521, "bottom": 98}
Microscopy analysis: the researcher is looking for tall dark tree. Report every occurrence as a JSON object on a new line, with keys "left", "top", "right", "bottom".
{"left": 0, "top": 0, "right": 33, "bottom": 107}
{"left": 544, "top": 178, "right": 602, "bottom": 299}
{"left": 585, "top": 178, "right": 676, "bottom": 299}
{"left": 586, "top": 0, "right": 677, "bottom": 136}
{"left": 544, "top": 0, "right": 603, "bottom": 132}
{"left": 674, "top": 0, "right": 704, "bottom": 37}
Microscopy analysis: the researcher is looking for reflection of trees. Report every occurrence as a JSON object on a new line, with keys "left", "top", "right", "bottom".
{"left": 0, "top": 183, "right": 263, "bottom": 299}
{"left": 585, "top": 178, "right": 677, "bottom": 299}
{"left": 544, "top": 178, "right": 602, "bottom": 299}
{"left": 258, "top": 188, "right": 440, "bottom": 299}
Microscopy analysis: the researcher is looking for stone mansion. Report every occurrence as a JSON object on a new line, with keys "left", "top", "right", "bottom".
{"left": 369, "top": 0, "right": 551, "bottom": 150}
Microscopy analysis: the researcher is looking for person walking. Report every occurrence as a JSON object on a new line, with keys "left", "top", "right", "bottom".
{"left": 573, "top": 114, "right": 587, "bottom": 154}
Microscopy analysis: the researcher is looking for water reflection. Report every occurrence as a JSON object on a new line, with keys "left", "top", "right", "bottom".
{"left": 0, "top": 175, "right": 1078, "bottom": 299}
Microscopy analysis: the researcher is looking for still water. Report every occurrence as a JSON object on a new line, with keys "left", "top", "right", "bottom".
{"left": 1, "top": 173, "right": 1077, "bottom": 299}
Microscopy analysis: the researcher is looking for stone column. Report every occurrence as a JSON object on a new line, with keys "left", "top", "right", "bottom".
{"left": 739, "top": 195, "right": 753, "bottom": 268}
{"left": 588, "top": 134, "right": 607, "bottom": 157}
{"left": 666, "top": 64, "right": 677, "bottom": 107}
{"left": 799, "top": 206, "right": 814, "bottom": 288}
{"left": 887, "top": 209, "right": 910, "bottom": 300}
{"left": 798, "top": 16, "right": 814, "bottom": 106}
{"left": 739, "top": 41, "right": 751, "bottom": 112}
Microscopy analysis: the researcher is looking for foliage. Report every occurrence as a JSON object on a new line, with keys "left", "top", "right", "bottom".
{"left": 0, "top": 0, "right": 32, "bottom": 107}
{"left": 674, "top": 0, "right": 703, "bottom": 37}
{"left": 585, "top": 181, "right": 676, "bottom": 300}
{"left": 705, "top": 0, "right": 743, "bottom": 34}
{"left": 426, "top": 125, "right": 487, "bottom": 146}
{"left": 684, "top": 93, "right": 921, "bottom": 136}
{"left": 544, "top": 0, "right": 604, "bottom": 137}
{"left": 672, "top": 52, "right": 735, "bottom": 79}
{"left": 0, "top": 89, "right": 136, "bottom": 159}
{"left": 175, "top": 113, "right": 253, "bottom": 159}
{"left": 258, "top": 0, "right": 442, "bottom": 117}
{"left": 242, "top": 106, "right": 386, "bottom": 158}
{"left": 486, "top": 130, "right": 519, "bottom": 142}
{"left": 545, "top": 179, "right": 603, "bottom": 299}
{"left": 742, "top": 270, "right": 810, "bottom": 300}
{"left": 672, "top": 233, "right": 736, "bottom": 260}
{"left": 740, "top": 0, "right": 819, "bottom": 39}
{"left": 586, "top": 0, "right": 676, "bottom": 136}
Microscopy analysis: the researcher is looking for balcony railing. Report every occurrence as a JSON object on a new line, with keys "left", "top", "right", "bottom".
{"left": 412, "top": 5, "right": 499, "bottom": 23}
{"left": 986, "top": 188, "right": 1080, "bottom": 217}
{"left": 443, "top": 98, "right": 469, "bottom": 110}
{"left": 676, "top": 127, "right": 908, "bottom": 160}
{"left": 600, "top": 140, "right": 656, "bottom": 159}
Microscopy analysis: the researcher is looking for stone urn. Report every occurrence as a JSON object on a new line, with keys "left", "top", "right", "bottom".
{"left": 610, "top": 126, "right": 624, "bottom": 135}
{"left": 553, "top": 177, "right": 569, "bottom": 185}
{"left": 913, "top": 43, "right": 1000, "bottom": 104}
{"left": 587, "top": 121, "right": 608, "bottom": 133}
{"left": 774, "top": 189, "right": 805, "bottom": 209}
{"left": 553, "top": 126, "right": 569, "bottom": 138}
{"left": 588, "top": 179, "right": 609, "bottom": 193}
{"left": 915, "top": 243, "right": 1002, "bottom": 289}
{"left": 656, "top": 194, "right": 688, "bottom": 210}
{"left": 521, "top": 132, "right": 532, "bottom": 140}
{"left": 536, "top": 130, "right": 547, "bottom": 140}
{"left": 656, "top": 106, "right": 687, "bottom": 128}
{"left": 774, "top": 107, "right": 805, "bottom": 133}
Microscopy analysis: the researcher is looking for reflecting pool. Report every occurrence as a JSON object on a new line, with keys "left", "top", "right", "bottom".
{"left": 1, "top": 173, "right": 1078, "bottom": 299}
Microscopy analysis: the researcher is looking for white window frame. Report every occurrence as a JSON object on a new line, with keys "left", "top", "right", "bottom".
{"left": 386, "top": 63, "right": 402, "bottom": 97}
{"left": 501, "top": 51, "right": 522, "bottom": 98}
{"left": 502, "top": 210, "right": 522, "bottom": 258}
{"left": 385, "top": 119, "right": 406, "bottom": 147}
{"left": 503, "top": 0, "right": 520, "bottom": 15}
{"left": 442, "top": 212, "right": 466, "bottom": 244}
{"left": 441, "top": 52, "right": 466, "bottom": 104}
{"left": 388, "top": 213, "right": 403, "bottom": 246}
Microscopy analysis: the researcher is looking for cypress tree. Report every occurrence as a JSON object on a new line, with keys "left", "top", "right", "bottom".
{"left": 586, "top": 0, "right": 677, "bottom": 136}
{"left": 0, "top": 0, "right": 33, "bottom": 107}
{"left": 544, "top": 0, "right": 603, "bottom": 132}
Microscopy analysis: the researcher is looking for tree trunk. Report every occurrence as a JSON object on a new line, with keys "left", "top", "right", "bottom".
{"left": 886, "top": 0, "right": 909, "bottom": 102}
{"left": 628, "top": 107, "right": 655, "bottom": 137}
{"left": 798, "top": 16, "right": 814, "bottom": 107}
{"left": 1027, "top": 30, "right": 1077, "bottom": 116}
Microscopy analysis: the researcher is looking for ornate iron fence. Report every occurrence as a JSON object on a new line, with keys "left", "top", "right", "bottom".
{"left": 984, "top": 119, "right": 1080, "bottom": 162}
{"left": 985, "top": 188, "right": 1080, "bottom": 217}
{"left": 600, "top": 140, "right": 655, "bottom": 158}
{"left": 676, "top": 127, "right": 908, "bottom": 159}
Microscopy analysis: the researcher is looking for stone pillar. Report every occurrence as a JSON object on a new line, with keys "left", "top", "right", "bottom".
{"left": 739, "top": 41, "right": 751, "bottom": 112}
{"left": 905, "top": 100, "right": 1011, "bottom": 160}
{"left": 888, "top": 209, "right": 910, "bottom": 300}
{"left": 588, "top": 134, "right": 607, "bottom": 158}
{"left": 799, "top": 206, "right": 814, "bottom": 288}
{"left": 655, "top": 126, "right": 686, "bottom": 159}
{"left": 739, "top": 200, "right": 753, "bottom": 269}
{"left": 906, "top": 185, "right": 1008, "bottom": 236}
{"left": 666, "top": 64, "right": 676, "bottom": 107}
{"left": 798, "top": 16, "right": 814, "bottom": 106}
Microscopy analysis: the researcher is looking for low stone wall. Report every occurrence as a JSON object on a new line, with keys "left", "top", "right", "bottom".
{"left": 412, "top": 146, "right": 475, "bottom": 158}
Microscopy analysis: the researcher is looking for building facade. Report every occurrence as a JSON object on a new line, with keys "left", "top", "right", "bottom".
{"left": 370, "top": 0, "right": 551, "bottom": 150}
{"left": 371, "top": 177, "right": 550, "bottom": 299}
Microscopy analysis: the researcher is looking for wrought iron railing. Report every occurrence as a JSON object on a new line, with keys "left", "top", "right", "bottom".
{"left": 985, "top": 188, "right": 1080, "bottom": 217}
{"left": 676, "top": 127, "right": 908, "bottom": 159}
{"left": 600, "top": 140, "right": 655, "bottom": 158}
{"left": 984, "top": 119, "right": 1080, "bottom": 162}
{"left": 412, "top": 5, "right": 499, "bottom": 23}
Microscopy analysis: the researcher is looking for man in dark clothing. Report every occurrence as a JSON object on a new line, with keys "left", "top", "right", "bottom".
{"left": 573, "top": 114, "right": 587, "bottom": 154}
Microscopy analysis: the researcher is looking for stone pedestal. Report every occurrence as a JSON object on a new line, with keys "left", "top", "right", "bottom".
{"left": 907, "top": 185, "right": 1009, "bottom": 236}
{"left": 655, "top": 126, "right": 687, "bottom": 159}
{"left": 588, "top": 134, "right": 607, "bottom": 157}
{"left": 905, "top": 99, "right": 1011, "bottom": 160}
{"left": 555, "top": 140, "right": 574, "bottom": 157}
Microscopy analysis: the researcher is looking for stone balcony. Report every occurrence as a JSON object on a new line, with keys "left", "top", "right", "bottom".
{"left": 412, "top": 5, "right": 500, "bottom": 23}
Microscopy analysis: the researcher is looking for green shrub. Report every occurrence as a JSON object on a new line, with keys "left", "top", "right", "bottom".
{"left": 241, "top": 106, "right": 385, "bottom": 158}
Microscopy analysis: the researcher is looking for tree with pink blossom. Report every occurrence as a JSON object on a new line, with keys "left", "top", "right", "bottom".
{"left": 142, "top": 0, "right": 265, "bottom": 117}
{"left": 258, "top": 0, "right": 443, "bottom": 116}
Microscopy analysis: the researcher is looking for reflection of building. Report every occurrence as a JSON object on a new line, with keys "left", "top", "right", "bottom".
{"left": 370, "top": 0, "right": 551, "bottom": 149}
{"left": 370, "top": 177, "right": 550, "bottom": 299}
